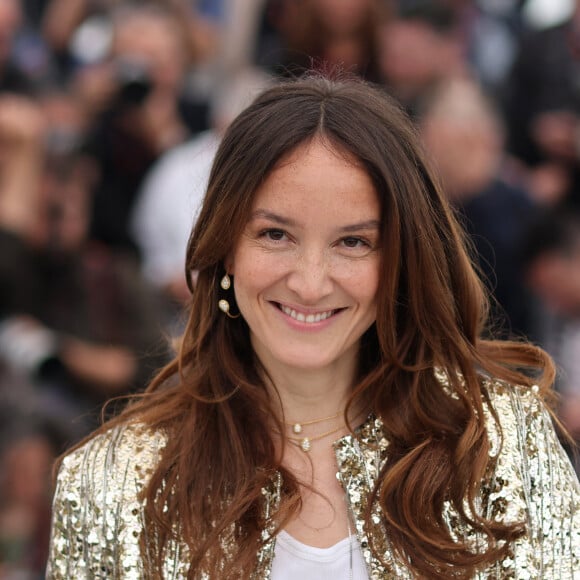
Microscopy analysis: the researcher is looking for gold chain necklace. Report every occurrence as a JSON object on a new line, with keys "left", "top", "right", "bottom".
{"left": 285, "top": 410, "right": 341, "bottom": 435}
{"left": 287, "top": 423, "right": 345, "bottom": 452}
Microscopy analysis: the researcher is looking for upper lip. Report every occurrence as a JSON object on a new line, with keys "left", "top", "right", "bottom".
{"left": 272, "top": 301, "right": 342, "bottom": 315}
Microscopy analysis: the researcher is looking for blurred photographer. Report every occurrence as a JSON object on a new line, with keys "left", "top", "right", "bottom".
{"left": 419, "top": 78, "right": 537, "bottom": 339}
{"left": 74, "top": 2, "right": 209, "bottom": 253}
{"left": 0, "top": 91, "right": 169, "bottom": 438}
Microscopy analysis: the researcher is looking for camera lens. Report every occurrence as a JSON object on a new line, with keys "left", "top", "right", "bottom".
{"left": 114, "top": 58, "right": 152, "bottom": 106}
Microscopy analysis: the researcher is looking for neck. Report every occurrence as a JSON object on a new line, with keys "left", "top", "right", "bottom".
{"left": 263, "top": 363, "right": 357, "bottom": 423}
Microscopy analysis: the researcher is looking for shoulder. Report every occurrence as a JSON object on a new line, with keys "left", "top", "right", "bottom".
{"left": 47, "top": 423, "right": 166, "bottom": 579}
{"left": 478, "top": 376, "right": 580, "bottom": 577}
{"left": 479, "top": 375, "right": 566, "bottom": 474}
{"left": 58, "top": 421, "right": 166, "bottom": 492}
{"left": 481, "top": 376, "right": 543, "bottom": 442}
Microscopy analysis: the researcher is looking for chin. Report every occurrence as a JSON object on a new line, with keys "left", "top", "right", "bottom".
{"left": 271, "top": 350, "right": 342, "bottom": 372}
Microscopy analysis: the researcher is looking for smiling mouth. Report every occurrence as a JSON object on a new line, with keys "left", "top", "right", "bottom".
{"left": 277, "top": 303, "right": 340, "bottom": 323}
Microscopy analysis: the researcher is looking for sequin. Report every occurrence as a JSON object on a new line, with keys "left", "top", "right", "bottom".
{"left": 47, "top": 378, "right": 580, "bottom": 578}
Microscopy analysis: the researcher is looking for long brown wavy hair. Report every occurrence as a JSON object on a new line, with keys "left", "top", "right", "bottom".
{"left": 79, "top": 75, "right": 554, "bottom": 578}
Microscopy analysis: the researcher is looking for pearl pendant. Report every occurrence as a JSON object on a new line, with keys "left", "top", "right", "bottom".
{"left": 218, "top": 300, "right": 229, "bottom": 313}
{"left": 300, "top": 438, "right": 311, "bottom": 452}
{"left": 292, "top": 423, "right": 302, "bottom": 434}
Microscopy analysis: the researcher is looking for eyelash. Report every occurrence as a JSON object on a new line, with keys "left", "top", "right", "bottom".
{"left": 258, "top": 229, "right": 373, "bottom": 251}
{"left": 340, "top": 236, "right": 371, "bottom": 249}
{"left": 260, "top": 228, "right": 287, "bottom": 242}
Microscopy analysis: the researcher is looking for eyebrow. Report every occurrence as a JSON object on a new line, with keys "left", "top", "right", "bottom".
{"left": 250, "top": 210, "right": 296, "bottom": 227}
{"left": 250, "top": 209, "right": 380, "bottom": 232}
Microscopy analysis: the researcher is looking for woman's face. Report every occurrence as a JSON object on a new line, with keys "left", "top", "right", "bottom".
{"left": 229, "top": 138, "right": 381, "bottom": 376}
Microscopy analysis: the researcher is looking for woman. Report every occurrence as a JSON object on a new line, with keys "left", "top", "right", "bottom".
{"left": 47, "top": 75, "right": 580, "bottom": 578}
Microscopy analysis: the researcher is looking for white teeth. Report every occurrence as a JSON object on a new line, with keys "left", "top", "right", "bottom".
{"left": 280, "top": 305, "right": 334, "bottom": 323}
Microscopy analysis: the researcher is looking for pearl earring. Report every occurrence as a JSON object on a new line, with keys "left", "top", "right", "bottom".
{"left": 218, "top": 299, "right": 238, "bottom": 317}
{"left": 218, "top": 274, "right": 239, "bottom": 318}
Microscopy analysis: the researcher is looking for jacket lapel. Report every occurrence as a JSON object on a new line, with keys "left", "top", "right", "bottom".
{"left": 334, "top": 416, "right": 412, "bottom": 579}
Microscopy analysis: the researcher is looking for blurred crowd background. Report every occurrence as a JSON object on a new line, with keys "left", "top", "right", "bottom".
{"left": 1, "top": 0, "right": 580, "bottom": 576}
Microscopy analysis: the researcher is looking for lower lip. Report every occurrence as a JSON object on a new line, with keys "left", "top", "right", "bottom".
{"left": 272, "top": 303, "right": 341, "bottom": 331}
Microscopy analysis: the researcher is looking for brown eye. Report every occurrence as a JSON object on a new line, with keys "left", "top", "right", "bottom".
{"left": 342, "top": 237, "right": 367, "bottom": 248}
{"left": 263, "top": 229, "right": 286, "bottom": 241}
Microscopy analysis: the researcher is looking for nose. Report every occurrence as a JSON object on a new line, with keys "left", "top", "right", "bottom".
{"left": 285, "top": 248, "right": 334, "bottom": 304}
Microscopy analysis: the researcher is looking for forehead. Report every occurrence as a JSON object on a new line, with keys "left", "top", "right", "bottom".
{"left": 250, "top": 137, "right": 380, "bottom": 220}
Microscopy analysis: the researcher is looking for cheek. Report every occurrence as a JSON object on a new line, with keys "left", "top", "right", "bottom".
{"left": 339, "top": 260, "right": 380, "bottom": 306}
{"left": 232, "top": 252, "right": 286, "bottom": 298}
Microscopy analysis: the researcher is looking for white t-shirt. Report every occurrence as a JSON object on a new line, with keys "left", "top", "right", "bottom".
{"left": 271, "top": 530, "right": 369, "bottom": 579}
{"left": 131, "top": 131, "right": 221, "bottom": 287}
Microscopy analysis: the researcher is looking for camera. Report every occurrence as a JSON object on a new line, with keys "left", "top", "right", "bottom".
{"left": 113, "top": 57, "right": 153, "bottom": 107}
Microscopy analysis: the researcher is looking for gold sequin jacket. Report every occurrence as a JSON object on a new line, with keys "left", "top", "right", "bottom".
{"left": 47, "top": 379, "right": 580, "bottom": 578}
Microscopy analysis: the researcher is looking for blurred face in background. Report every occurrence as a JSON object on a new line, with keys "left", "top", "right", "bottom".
{"left": 378, "top": 19, "right": 461, "bottom": 101}
{"left": 41, "top": 156, "right": 96, "bottom": 253}
{"left": 311, "top": 0, "right": 374, "bottom": 34}
{"left": 420, "top": 80, "right": 503, "bottom": 200}
{"left": 1, "top": 435, "right": 54, "bottom": 508}
{"left": 41, "top": 91, "right": 88, "bottom": 155}
{"left": 527, "top": 249, "right": 580, "bottom": 316}
{"left": 112, "top": 11, "right": 186, "bottom": 93}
